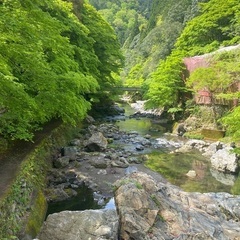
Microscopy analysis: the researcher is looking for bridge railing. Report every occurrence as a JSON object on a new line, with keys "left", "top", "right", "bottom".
{"left": 112, "top": 86, "right": 143, "bottom": 91}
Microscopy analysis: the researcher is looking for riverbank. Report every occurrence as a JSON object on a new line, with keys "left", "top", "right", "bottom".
{"left": 1, "top": 101, "right": 239, "bottom": 239}
{"left": 0, "top": 121, "right": 84, "bottom": 239}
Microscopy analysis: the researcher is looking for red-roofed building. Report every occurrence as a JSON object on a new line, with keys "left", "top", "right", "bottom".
{"left": 183, "top": 45, "right": 240, "bottom": 106}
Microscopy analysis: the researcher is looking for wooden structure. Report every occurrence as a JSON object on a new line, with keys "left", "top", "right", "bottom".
{"left": 184, "top": 45, "right": 240, "bottom": 106}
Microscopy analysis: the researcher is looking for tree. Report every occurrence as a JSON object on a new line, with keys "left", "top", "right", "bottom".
{"left": 175, "top": 0, "right": 240, "bottom": 55}
{"left": 0, "top": 0, "right": 123, "bottom": 140}
{"left": 80, "top": 3, "right": 124, "bottom": 90}
{"left": 145, "top": 51, "right": 187, "bottom": 109}
{"left": 221, "top": 106, "right": 240, "bottom": 144}
{"left": 187, "top": 48, "right": 240, "bottom": 99}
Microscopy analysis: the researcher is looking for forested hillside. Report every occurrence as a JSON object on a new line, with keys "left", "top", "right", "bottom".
{"left": 89, "top": 0, "right": 207, "bottom": 83}
{"left": 145, "top": 0, "right": 240, "bottom": 141}
{"left": 90, "top": 0, "right": 240, "bottom": 142}
{"left": 0, "top": 0, "right": 123, "bottom": 140}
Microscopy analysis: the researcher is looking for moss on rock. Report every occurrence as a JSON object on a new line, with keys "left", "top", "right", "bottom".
{"left": 24, "top": 191, "right": 47, "bottom": 238}
{"left": 0, "top": 122, "right": 83, "bottom": 239}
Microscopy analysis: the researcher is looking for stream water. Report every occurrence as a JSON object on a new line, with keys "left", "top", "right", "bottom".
{"left": 47, "top": 102, "right": 240, "bottom": 216}
{"left": 117, "top": 102, "right": 240, "bottom": 195}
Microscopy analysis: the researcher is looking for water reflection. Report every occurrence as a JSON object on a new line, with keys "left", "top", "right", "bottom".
{"left": 47, "top": 102, "right": 240, "bottom": 216}
{"left": 46, "top": 185, "right": 116, "bottom": 218}
{"left": 104, "top": 198, "right": 116, "bottom": 210}
{"left": 116, "top": 103, "right": 240, "bottom": 194}
{"left": 46, "top": 185, "right": 101, "bottom": 217}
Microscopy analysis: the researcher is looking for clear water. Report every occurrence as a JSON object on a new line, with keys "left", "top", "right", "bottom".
{"left": 46, "top": 185, "right": 115, "bottom": 218}
{"left": 116, "top": 102, "right": 240, "bottom": 195}
{"left": 47, "top": 102, "right": 240, "bottom": 216}
{"left": 144, "top": 150, "right": 238, "bottom": 193}
{"left": 116, "top": 102, "right": 170, "bottom": 137}
{"left": 46, "top": 185, "right": 101, "bottom": 217}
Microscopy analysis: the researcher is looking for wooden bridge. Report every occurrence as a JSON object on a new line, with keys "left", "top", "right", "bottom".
{"left": 113, "top": 86, "right": 143, "bottom": 92}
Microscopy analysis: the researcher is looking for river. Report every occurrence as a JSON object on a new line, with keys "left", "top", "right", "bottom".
{"left": 47, "top": 102, "right": 240, "bottom": 215}
{"left": 116, "top": 102, "right": 239, "bottom": 194}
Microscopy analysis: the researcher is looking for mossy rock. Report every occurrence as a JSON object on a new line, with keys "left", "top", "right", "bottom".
{"left": 24, "top": 191, "right": 47, "bottom": 238}
{"left": 201, "top": 128, "right": 225, "bottom": 140}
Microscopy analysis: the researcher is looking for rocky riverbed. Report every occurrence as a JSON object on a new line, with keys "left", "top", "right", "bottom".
{"left": 35, "top": 106, "right": 240, "bottom": 240}
{"left": 43, "top": 117, "right": 163, "bottom": 205}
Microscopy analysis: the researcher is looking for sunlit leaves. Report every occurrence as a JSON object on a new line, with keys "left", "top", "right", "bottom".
{"left": 221, "top": 106, "right": 240, "bottom": 141}
{"left": 187, "top": 48, "right": 240, "bottom": 96}
{"left": 175, "top": 0, "right": 240, "bottom": 55}
{"left": 125, "top": 64, "right": 144, "bottom": 87}
{"left": 0, "top": 0, "right": 122, "bottom": 140}
{"left": 145, "top": 52, "right": 186, "bottom": 108}
{"left": 81, "top": 3, "right": 124, "bottom": 89}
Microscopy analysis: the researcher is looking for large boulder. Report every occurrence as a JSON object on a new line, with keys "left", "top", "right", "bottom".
{"left": 37, "top": 209, "right": 119, "bottom": 240}
{"left": 84, "top": 132, "right": 108, "bottom": 152}
{"left": 210, "top": 147, "right": 239, "bottom": 173}
{"left": 114, "top": 172, "right": 240, "bottom": 240}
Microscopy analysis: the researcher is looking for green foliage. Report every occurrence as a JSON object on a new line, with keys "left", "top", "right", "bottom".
{"left": 186, "top": 48, "right": 240, "bottom": 142}
{"left": 0, "top": 148, "right": 48, "bottom": 238}
{"left": 125, "top": 63, "right": 144, "bottom": 87}
{"left": 25, "top": 191, "right": 47, "bottom": 238}
{"left": 221, "top": 106, "right": 240, "bottom": 142}
{"left": 123, "top": 0, "right": 203, "bottom": 90}
{"left": 90, "top": 0, "right": 205, "bottom": 98}
{"left": 187, "top": 66, "right": 231, "bottom": 93}
{"left": 89, "top": 0, "right": 150, "bottom": 45}
{"left": 145, "top": 51, "right": 187, "bottom": 108}
{"left": 187, "top": 48, "right": 240, "bottom": 107}
{"left": 175, "top": 0, "right": 240, "bottom": 55}
{"left": 113, "top": 178, "right": 143, "bottom": 191}
{"left": 167, "top": 107, "right": 183, "bottom": 114}
{"left": 0, "top": 0, "right": 123, "bottom": 140}
{"left": 183, "top": 132, "right": 204, "bottom": 140}
{"left": 81, "top": 3, "right": 124, "bottom": 90}
{"left": 145, "top": 0, "right": 240, "bottom": 133}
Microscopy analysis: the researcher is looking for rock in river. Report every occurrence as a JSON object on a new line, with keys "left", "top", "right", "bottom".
{"left": 114, "top": 171, "right": 240, "bottom": 240}
{"left": 37, "top": 209, "right": 118, "bottom": 240}
{"left": 84, "top": 132, "right": 108, "bottom": 152}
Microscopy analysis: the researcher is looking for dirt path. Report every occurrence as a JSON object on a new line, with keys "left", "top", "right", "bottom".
{"left": 0, "top": 120, "right": 61, "bottom": 199}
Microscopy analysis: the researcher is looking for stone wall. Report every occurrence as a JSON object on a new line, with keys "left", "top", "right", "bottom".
{"left": 0, "top": 122, "right": 83, "bottom": 239}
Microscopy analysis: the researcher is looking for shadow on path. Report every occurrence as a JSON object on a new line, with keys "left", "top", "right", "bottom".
{"left": 0, "top": 120, "right": 61, "bottom": 199}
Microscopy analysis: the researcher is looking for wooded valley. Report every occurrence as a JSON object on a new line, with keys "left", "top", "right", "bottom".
{"left": 0, "top": 0, "right": 123, "bottom": 140}
{"left": 89, "top": 0, "right": 240, "bottom": 145}
{"left": 0, "top": 0, "right": 240, "bottom": 146}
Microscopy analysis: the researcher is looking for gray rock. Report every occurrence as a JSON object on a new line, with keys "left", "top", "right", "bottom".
{"left": 125, "top": 166, "right": 138, "bottom": 175}
{"left": 114, "top": 172, "right": 240, "bottom": 240}
{"left": 62, "top": 146, "right": 78, "bottom": 161}
{"left": 210, "top": 168, "right": 236, "bottom": 186}
{"left": 186, "top": 170, "right": 197, "bottom": 178}
{"left": 53, "top": 156, "right": 70, "bottom": 168}
{"left": 135, "top": 144, "right": 144, "bottom": 151}
{"left": 128, "top": 157, "right": 142, "bottom": 164}
{"left": 90, "top": 158, "right": 108, "bottom": 169}
{"left": 69, "top": 138, "right": 82, "bottom": 146}
{"left": 45, "top": 187, "right": 77, "bottom": 202}
{"left": 111, "top": 160, "right": 129, "bottom": 168}
{"left": 132, "top": 136, "right": 151, "bottom": 146}
{"left": 37, "top": 209, "right": 119, "bottom": 240}
{"left": 84, "top": 132, "right": 108, "bottom": 152}
{"left": 203, "top": 141, "right": 223, "bottom": 157}
{"left": 156, "top": 137, "right": 183, "bottom": 148}
{"left": 211, "top": 147, "right": 239, "bottom": 173}
{"left": 185, "top": 139, "right": 209, "bottom": 151}
{"left": 85, "top": 115, "right": 95, "bottom": 124}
